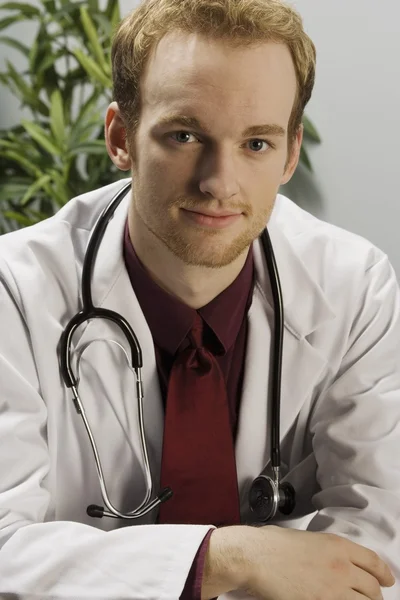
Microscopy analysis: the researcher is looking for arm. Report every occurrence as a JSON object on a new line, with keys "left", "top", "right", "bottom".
{"left": 200, "top": 254, "right": 400, "bottom": 600}
{"left": 306, "top": 253, "right": 400, "bottom": 594}
{"left": 200, "top": 524, "right": 395, "bottom": 600}
{"left": 0, "top": 274, "right": 212, "bottom": 599}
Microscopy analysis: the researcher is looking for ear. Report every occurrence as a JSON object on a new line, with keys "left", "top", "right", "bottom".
{"left": 104, "top": 102, "right": 132, "bottom": 171}
{"left": 280, "top": 124, "right": 304, "bottom": 185}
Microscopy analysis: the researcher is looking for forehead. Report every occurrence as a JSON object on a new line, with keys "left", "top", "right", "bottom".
{"left": 140, "top": 31, "right": 297, "bottom": 128}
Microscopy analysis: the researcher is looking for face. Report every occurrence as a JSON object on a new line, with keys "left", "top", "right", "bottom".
{"left": 109, "top": 31, "right": 302, "bottom": 268}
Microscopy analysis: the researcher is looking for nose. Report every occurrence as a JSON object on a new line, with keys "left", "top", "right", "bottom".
{"left": 198, "top": 146, "right": 240, "bottom": 200}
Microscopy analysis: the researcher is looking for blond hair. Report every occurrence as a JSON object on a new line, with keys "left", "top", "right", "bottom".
{"left": 112, "top": 0, "right": 316, "bottom": 146}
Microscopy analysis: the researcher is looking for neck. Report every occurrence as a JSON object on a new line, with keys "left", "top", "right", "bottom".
{"left": 128, "top": 213, "right": 249, "bottom": 310}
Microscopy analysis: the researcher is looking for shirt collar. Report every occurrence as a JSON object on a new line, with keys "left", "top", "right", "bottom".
{"left": 123, "top": 221, "right": 255, "bottom": 356}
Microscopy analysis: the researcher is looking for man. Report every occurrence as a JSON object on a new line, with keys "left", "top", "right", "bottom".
{"left": 0, "top": 0, "right": 399, "bottom": 598}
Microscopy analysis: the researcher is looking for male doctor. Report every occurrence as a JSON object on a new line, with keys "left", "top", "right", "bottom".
{"left": 0, "top": 0, "right": 399, "bottom": 599}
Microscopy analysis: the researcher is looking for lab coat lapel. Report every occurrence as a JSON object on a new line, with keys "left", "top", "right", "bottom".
{"left": 235, "top": 203, "right": 336, "bottom": 519}
{"left": 72, "top": 187, "right": 164, "bottom": 503}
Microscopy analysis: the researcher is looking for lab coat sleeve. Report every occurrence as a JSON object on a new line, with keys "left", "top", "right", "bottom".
{"left": 307, "top": 253, "right": 400, "bottom": 597}
{"left": 0, "top": 270, "right": 213, "bottom": 600}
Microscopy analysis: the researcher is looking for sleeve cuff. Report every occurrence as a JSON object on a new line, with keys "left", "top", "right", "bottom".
{"left": 180, "top": 529, "right": 214, "bottom": 600}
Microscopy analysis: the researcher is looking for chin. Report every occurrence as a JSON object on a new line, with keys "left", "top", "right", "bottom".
{"left": 167, "top": 236, "right": 249, "bottom": 269}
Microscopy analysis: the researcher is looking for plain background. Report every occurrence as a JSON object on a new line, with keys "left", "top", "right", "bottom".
{"left": 1, "top": 0, "right": 399, "bottom": 274}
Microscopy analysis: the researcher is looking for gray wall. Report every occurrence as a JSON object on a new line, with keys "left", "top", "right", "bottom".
{"left": 285, "top": 0, "right": 400, "bottom": 276}
{"left": 1, "top": 0, "right": 399, "bottom": 275}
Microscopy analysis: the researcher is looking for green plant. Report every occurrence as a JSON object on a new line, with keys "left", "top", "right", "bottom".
{"left": 300, "top": 114, "right": 321, "bottom": 168}
{"left": 0, "top": 0, "right": 322, "bottom": 233}
{"left": 0, "top": 0, "right": 123, "bottom": 232}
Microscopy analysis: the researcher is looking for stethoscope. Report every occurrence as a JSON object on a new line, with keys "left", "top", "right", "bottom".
{"left": 59, "top": 180, "right": 296, "bottom": 523}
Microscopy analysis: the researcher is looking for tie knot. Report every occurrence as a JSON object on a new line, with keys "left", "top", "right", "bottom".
{"left": 188, "top": 313, "right": 204, "bottom": 349}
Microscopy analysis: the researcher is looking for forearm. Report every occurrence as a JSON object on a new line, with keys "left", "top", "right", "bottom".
{"left": 201, "top": 525, "right": 257, "bottom": 600}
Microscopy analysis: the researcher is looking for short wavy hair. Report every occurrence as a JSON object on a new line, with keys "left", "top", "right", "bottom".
{"left": 112, "top": 0, "right": 316, "bottom": 147}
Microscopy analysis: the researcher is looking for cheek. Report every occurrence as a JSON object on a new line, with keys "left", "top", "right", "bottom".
{"left": 142, "top": 142, "right": 189, "bottom": 182}
{"left": 246, "top": 158, "right": 286, "bottom": 211}
{"left": 267, "top": 145, "right": 289, "bottom": 170}
{"left": 247, "top": 155, "right": 286, "bottom": 191}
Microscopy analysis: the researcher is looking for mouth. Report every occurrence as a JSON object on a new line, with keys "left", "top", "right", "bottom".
{"left": 181, "top": 208, "right": 243, "bottom": 230}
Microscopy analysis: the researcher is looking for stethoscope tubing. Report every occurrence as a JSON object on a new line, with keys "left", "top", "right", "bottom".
{"left": 260, "top": 227, "right": 284, "bottom": 470}
{"left": 59, "top": 180, "right": 287, "bottom": 520}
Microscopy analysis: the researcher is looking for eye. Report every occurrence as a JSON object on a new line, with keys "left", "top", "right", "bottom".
{"left": 247, "top": 139, "right": 271, "bottom": 153}
{"left": 170, "top": 131, "right": 199, "bottom": 144}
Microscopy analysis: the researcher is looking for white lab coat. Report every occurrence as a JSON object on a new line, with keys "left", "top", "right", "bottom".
{"left": 0, "top": 178, "right": 399, "bottom": 600}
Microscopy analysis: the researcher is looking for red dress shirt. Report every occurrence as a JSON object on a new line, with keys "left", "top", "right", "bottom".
{"left": 123, "top": 223, "right": 255, "bottom": 599}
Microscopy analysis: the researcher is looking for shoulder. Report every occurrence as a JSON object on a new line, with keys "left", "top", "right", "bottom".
{"left": 273, "top": 193, "right": 389, "bottom": 278}
{"left": 0, "top": 179, "right": 129, "bottom": 307}
{"left": 0, "top": 179, "right": 128, "bottom": 259}
{"left": 0, "top": 180, "right": 128, "bottom": 271}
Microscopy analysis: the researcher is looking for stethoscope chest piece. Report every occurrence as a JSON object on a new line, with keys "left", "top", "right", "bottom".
{"left": 249, "top": 474, "right": 296, "bottom": 522}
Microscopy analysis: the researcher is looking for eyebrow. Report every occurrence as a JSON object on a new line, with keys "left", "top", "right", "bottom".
{"left": 155, "top": 114, "right": 286, "bottom": 138}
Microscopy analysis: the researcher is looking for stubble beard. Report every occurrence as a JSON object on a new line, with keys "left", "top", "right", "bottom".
{"left": 131, "top": 175, "right": 273, "bottom": 268}
{"left": 138, "top": 201, "right": 272, "bottom": 269}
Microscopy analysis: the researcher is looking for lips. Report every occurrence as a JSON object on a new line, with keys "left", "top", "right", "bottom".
{"left": 181, "top": 208, "right": 242, "bottom": 230}
{"left": 187, "top": 209, "right": 241, "bottom": 218}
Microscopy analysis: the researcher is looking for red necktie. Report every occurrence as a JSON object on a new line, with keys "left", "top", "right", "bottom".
{"left": 158, "top": 313, "right": 241, "bottom": 526}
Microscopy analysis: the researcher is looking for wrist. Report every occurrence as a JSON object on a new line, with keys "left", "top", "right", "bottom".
{"left": 201, "top": 525, "right": 258, "bottom": 599}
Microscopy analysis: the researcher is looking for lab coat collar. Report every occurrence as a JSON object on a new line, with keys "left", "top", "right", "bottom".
{"left": 253, "top": 196, "right": 336, "bottom": 339}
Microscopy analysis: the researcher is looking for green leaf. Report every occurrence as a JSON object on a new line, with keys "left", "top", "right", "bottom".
{"left": 47, "top": 168, "right": 69, "bottom": 204}
{"left": 106, "top": 0, "right": 117, "bottom": 17}
{"left": 0, "top": 35, "right": 30, "bottom": 56}
{"left": 49, "top": 89, "right": 65, "bottom": 147}
{"left": 5, "top": 60, "right": 49, "bottom": 114}
{"left": 43, "top": 0, "right": 55, "bottom": 12}
{"left": 0, "top": 140, "right": 43, "bottom": 166}
{"left": 302, "top": 115, "right": 322, "bottom": 143}
{"left": 68, "top": 89, "right": 104, "bottom": 148}
{"left": 300, "top": 144, "right": 313, "bottom": 172}
{"left": 29, "top": 36, "right": 42, "bottom": 74}
{"left": 92, "top": 13, "right": 113, "bottom": 36}
{"left": 71, "top": 48, "right": 111, "bottom": 87}
{"left": 75, "top": 89, "right": 102, "bottom": 125}
{"left": 0, "top": 181, "right": 30, "bottom": 198}
{"left": 1, "top": 141, "right": 42, "bottom": 164}
{"left": 21, "top": 120, "right": 61, "bottom": 156}
{"left": 63, "top": 65, "right": 88, "bottom": 87}
{"left": 106, "top": 0, "right": 120, "bottom": 31}
{"left": 36, "top": 50, "right": 63, "bottom": 74}
{"left": 68, "top": 140, "right": 106, "bottom": 157}
{"left": 87, "top": 0, "right": 99, "bottom": 12}
{"left": 68, "top": 116, "right": 102, "bottom": 146}
{"left": 0, "top": 2, "right": 41, "bottom": 16}
{"left": 79, "top": 6, "right": 110, "bottom": 74}
{"left": 0, "top": 149, "right": 43, "bottom": 176}
{"left": 41, "top": 66, "right": 60, "bottom": 102}
{"left": 5, "top": 59, "right": 31, "bottom": 94}
{"left": 3, "top": 211, "right": 33, "bottom": 225}
{"left": 25, "top": 208, "right": 52, "bottom": 221}
{"left": 21, "top": 173, "right": 52, "bottom": 205}
{"left": 0, "top": 13, "right": 25, "bottom": 31}
{"left": 0, "top": 138, "right": 19, "bottom": 150}
{"left": 71, "top": 89, "right": 103, "bottom": 134}
{"left": 51, "top": 3, "right": 86, "bottom": 37}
